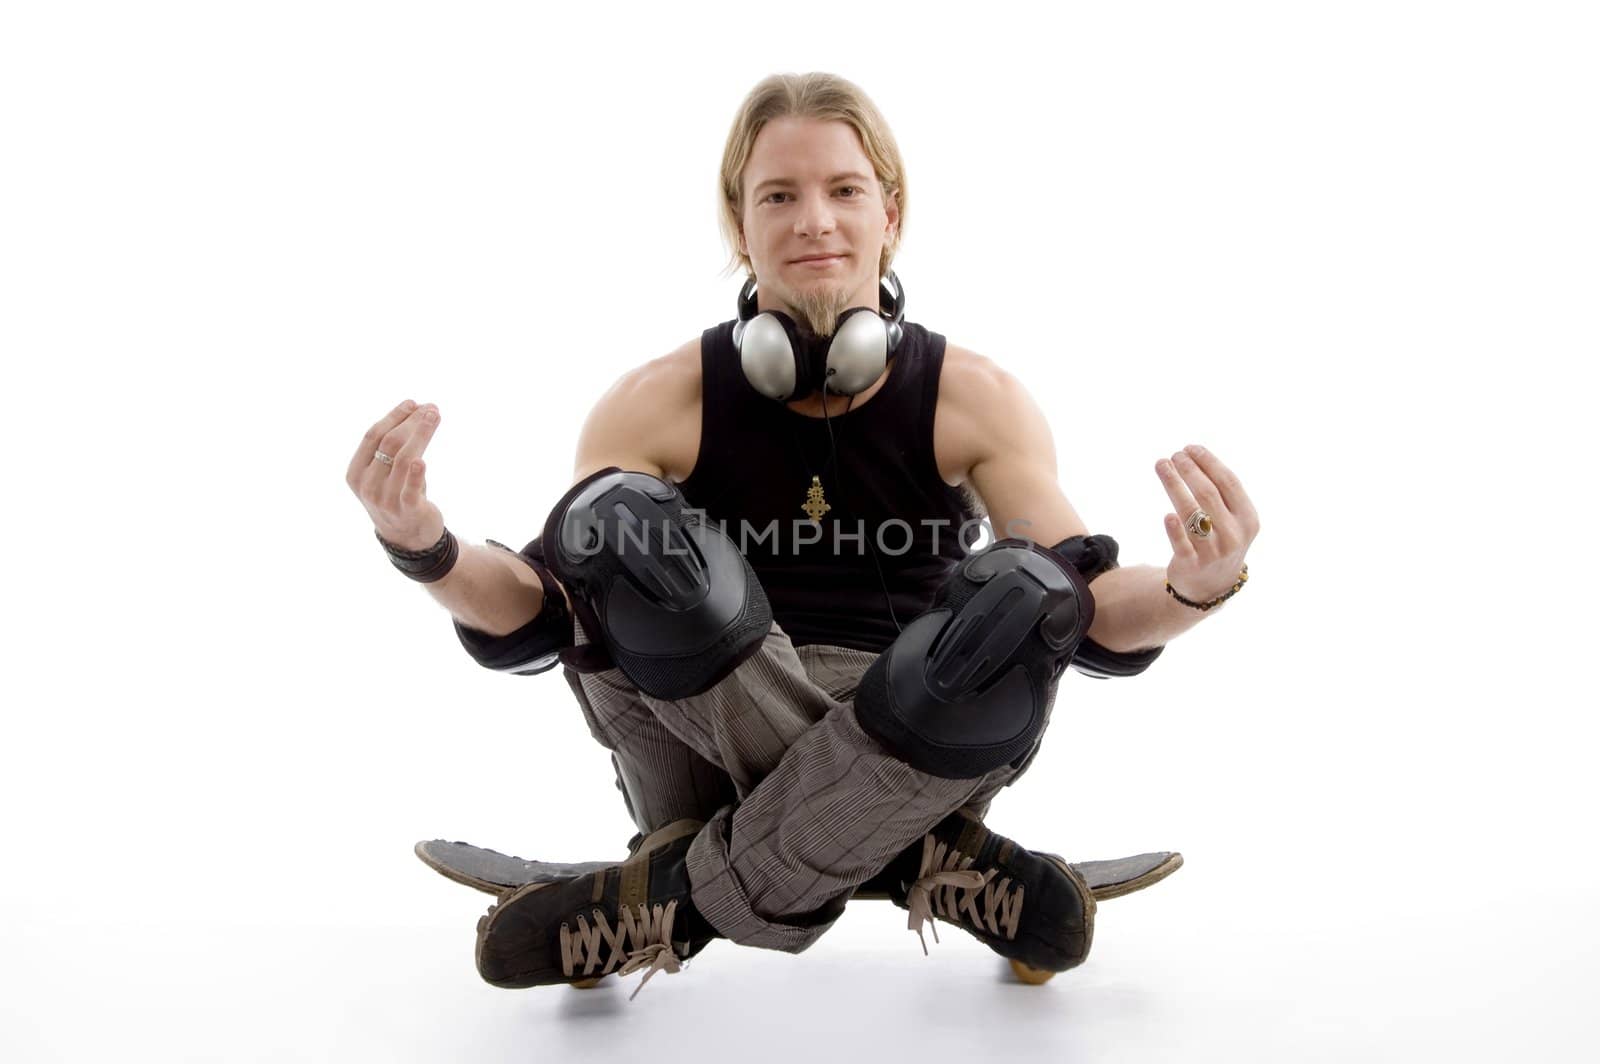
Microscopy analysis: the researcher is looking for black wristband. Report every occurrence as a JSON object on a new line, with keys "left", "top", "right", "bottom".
{"left": 1072, "top": 637, "right": 1165, "bottom": 679}
{"left": 376, "top": 527, "right": 460, "bottom": 583}
{"left": 1047, "top": 534, "right": 1122, "bottom": 582}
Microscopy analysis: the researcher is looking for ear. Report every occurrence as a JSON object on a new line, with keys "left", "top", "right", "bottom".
{"left": 884, "top": 191, "right": 900, "bottom": 241}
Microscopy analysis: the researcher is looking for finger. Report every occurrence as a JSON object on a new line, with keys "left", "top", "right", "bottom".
{"left": 1183, "top": 445, "right": 1260, "bottom": 533}
{"left": 1155, "top": 458, "right": 1199, "bottom": 520}
{"left": 1159, "top": 457, "right": 1228, "bottom": 555}
{"left": 366, "top": 405, "right": 434, "bottom": 492}
{"left": 399, "top": 458, "right": 427, "bottom": 509}
{"left": 1171, "top": 450, "right": 1225, "bottom": 516}
{"left": 1170, "top": 449, "right": 1242, "bottom": 550}
{"left": 1163, "top": 512, "right": 1196, "bottom": 560}
{"left": 389, "top": 406, "right": 441, "bottom": 494}
{"left": 378, "top": 406, "right": 441, "bottom": 508}
{"left": 346, "top": 399, "right": 416, "bottom": 486}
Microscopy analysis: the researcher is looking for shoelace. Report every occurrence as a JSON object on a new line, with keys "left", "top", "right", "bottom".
{"left": 903, "top": 833, "right": 1025, "bottom": 954}
{"left": 559, "top": 900, "right": 685, "bottom": 1000}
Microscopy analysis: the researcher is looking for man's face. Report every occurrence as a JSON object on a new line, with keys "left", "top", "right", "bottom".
{"left": 738, "top": 117, "right": 899, "bottom": 329}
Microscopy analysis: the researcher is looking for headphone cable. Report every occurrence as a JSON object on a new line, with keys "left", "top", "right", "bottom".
{"left": 821, "top": 370, "right": 904, "bottom": 637}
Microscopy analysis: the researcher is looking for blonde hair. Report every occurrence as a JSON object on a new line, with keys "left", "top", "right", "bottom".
{"left": 718, "top": 73, "right": 906, "bottom": 280}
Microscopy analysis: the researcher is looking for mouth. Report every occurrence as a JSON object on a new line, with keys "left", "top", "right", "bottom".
{"left": 790, "top": 254, "right": 848, "bottom": 267}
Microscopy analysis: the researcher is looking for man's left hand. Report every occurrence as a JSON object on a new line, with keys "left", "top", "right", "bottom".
{"left": 1155, "top": 444, "right": 1260, "bottom": 604}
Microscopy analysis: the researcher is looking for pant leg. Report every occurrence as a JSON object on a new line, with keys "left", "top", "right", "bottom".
{"left": 685, "top": 676, "right": 1061, "bottom": 952}
{"left": 792, "top": 641, "right": 1043, "bottom": 822}
{"left": 564, "top": 617, "right": 859, "bottom": 834}
{"left": 570, "top": 611, "right": 1059, "bottom": 954}
{"left": 563, "top": 661, "right": 738, "bottom": 835}
{"left": 572, "top": 616, "right": 844, "bottom": 799}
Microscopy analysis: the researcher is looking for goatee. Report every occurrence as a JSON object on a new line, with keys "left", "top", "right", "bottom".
{"left": 788, "top": 285, "right": 854, "bottom": 339}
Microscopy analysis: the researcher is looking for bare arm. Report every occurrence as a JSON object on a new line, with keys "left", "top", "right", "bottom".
{"left": 346, "top": 400, "right": 554, "bottom": 636}
{"left": 422, "top": 542, "right": 550, "bottom": 637}
{"left": 347, "top": 337, "right": 698, "bottom": 642}
{"left": 1066, "top": 565, "right": 1208, "bottom": 653}
{"left": 433, "top": 341, "right": 699, "bottom": 635}
{"left": 570, "top": 340, "right": 700, "bottom": 483}
{"left": 951, "top": 354, "right": 1210, "bottom": 654}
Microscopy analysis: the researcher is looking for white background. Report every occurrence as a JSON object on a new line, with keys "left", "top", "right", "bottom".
{"left": 3, "top": 1, "right": 1596, "bottom": 1060}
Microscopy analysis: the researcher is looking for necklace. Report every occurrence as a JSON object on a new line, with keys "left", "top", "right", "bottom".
{"left": 788, "top": 395, "right": 855, "bottom": 524}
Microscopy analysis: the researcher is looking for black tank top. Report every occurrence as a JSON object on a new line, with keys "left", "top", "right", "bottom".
{"left": 676, "top": 319, "right": 983, "bottom": 653}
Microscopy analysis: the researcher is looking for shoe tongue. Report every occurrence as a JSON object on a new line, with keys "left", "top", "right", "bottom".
{"left": 618, "top": 851, "right": 651, "bottom": 911}
{"left": 948, "top": 815, "right": 990, "bottom": 862}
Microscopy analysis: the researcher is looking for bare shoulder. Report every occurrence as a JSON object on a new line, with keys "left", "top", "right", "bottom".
{"left": 933, "top": 342, "right": 1028, "bottom": 487}
{"left": 940, "top": 343, "right": 1018, "bottom": 408}
{"left": 630, "top": 336, "right": 702, "bottom": 406}
{"left": 572, "top": 337, "right": 703, "bottom": 484}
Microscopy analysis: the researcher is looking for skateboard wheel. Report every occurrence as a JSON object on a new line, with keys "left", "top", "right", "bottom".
{"left": 1009, "top": 959, "right": 1056, "bottom": 985}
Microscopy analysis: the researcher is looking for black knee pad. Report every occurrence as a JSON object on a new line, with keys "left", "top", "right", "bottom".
{"left": 541, "top": 467, "right": 773, "bottom": 700}
{"left": 853, "top": 539, "right": 1094, "bottom": 779}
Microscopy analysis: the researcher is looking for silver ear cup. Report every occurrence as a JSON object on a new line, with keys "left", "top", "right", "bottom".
{"left": 737, "top": 313, "right": 799, "bottom": 401}
{"left": 822, "top": 308, "right": 890, "bottom": 396}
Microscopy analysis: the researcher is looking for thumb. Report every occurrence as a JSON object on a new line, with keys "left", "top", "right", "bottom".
{"left": 400, "top": 459, "right": 427, "bottom": 507}
{"left": 1162, "top": 513, "right": 1192, "bottom": 559}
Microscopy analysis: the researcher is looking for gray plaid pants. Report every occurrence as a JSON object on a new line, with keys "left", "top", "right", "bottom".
{"left": 563, "top": 616, "right": 1056, "bottom": 952}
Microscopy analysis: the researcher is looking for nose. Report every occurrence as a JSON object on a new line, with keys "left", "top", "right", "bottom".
{"left": 793, "top": 190, "right": 837, "bottom": 239}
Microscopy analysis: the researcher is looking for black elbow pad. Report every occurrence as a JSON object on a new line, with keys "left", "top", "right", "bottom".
{"left": 453, "top": 536, "right": 575, "bottom": 676}
{"left": 1070, "top": 638, "right": 1164, "bottom": 679}
{"left": 1047, "top": 533, "right": 1164, "bottom": 679}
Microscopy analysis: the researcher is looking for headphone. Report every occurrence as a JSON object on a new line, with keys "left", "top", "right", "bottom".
{"left": 734, "top": 271, "right": 906, "bottom": 402}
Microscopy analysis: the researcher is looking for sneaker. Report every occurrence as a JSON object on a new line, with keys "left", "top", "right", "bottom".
{"left": 879, "top": 810, "right": 1096, "bottom": 980}
{"left": 475, "top": 819, "right": 720, "bottom": 999}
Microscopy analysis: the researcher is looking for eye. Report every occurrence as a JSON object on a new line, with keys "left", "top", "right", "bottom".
{"left": 837, "top": 186, "right": 862, "bottom": 197}
{"left": 764, "top": 192, "right": 791, "bottom": 204}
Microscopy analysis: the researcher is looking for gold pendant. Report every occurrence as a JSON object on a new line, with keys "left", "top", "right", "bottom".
{"left": 801, "top": 475, "right": 831, "bottom": 523}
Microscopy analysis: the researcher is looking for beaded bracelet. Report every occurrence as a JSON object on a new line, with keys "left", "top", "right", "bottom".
{"left": 1165, "top": 564, "right": 1248, "bottom": 612}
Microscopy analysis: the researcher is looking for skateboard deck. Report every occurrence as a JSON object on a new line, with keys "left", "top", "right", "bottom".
{"left": 416, "top": 838, "right": 1183, "bottom": 903}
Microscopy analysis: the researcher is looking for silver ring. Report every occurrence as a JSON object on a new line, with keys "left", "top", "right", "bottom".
{"left": 374, "top": 450, "right": 394, "bottom": 467}
{"left": 1185, "top": 508, "right": 1213, "bottom": 538}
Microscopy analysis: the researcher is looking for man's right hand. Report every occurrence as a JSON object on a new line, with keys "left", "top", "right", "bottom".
{"left": 346, "top": 399, "right": 445, "bottom": 551}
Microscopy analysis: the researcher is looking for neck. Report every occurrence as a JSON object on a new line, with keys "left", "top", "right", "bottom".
{"left": 786, "top": 394, "right": 854, "bottom": 418}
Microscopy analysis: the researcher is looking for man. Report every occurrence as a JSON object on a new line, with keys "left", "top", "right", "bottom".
{"left": 346, "top": 73, "right": 1258, "bottom": 996}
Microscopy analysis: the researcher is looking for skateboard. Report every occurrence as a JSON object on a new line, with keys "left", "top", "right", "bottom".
{"left": 416, "top": 837, "right": 1183, "bottom": 902}
{"left": 418, "top": 837, "right": 1182, "bottom": 986}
